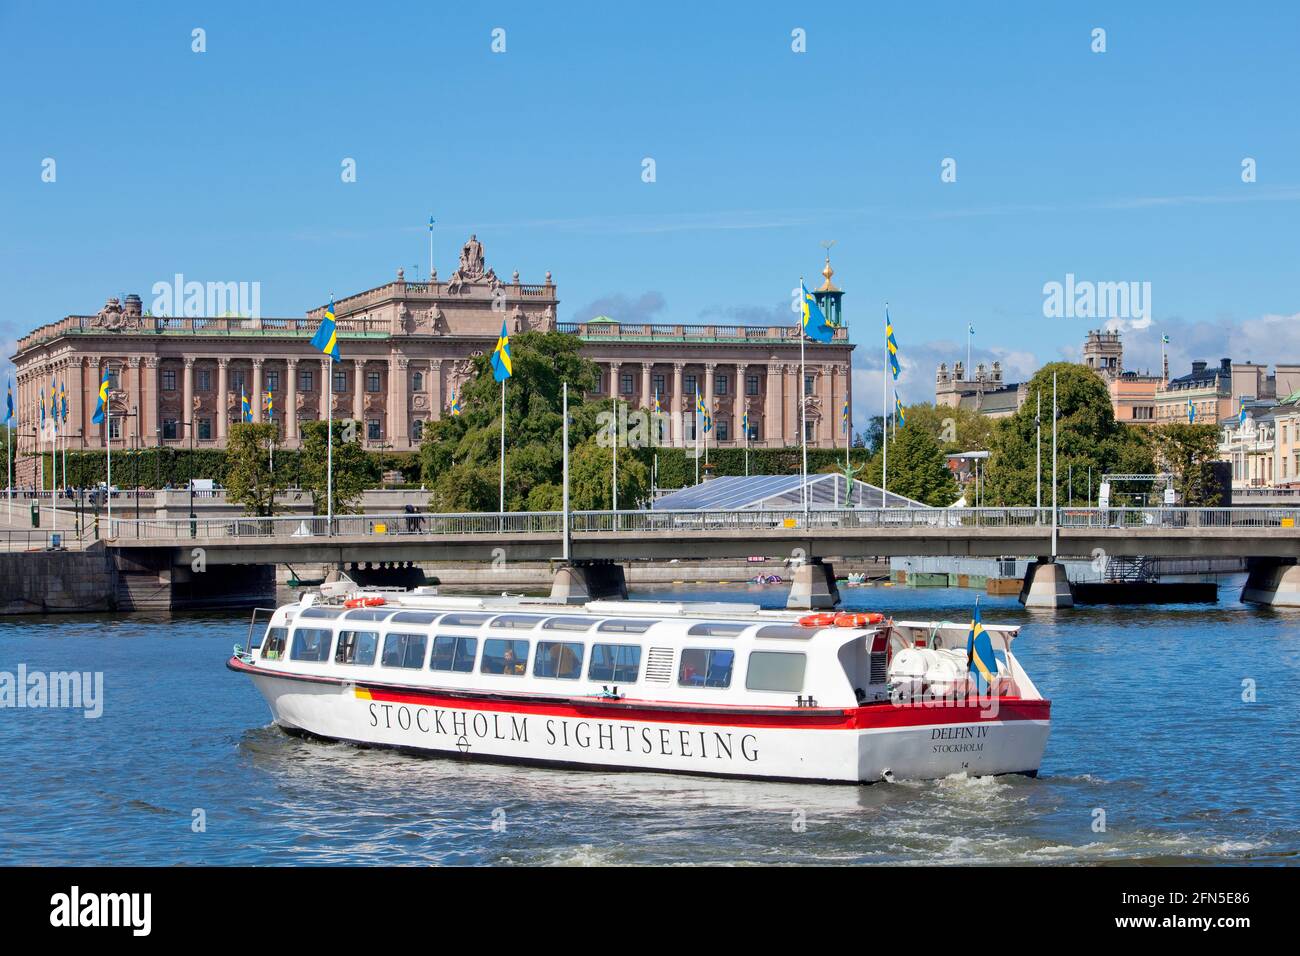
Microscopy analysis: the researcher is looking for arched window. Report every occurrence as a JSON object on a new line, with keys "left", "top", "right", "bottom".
{"left": 412, "top": 371, "right": 423, "bottom": 392}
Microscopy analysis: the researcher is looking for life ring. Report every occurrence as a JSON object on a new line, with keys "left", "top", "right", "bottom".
{"left": 833, "top": 612, "right": 885, "bottom": 628}
{"left": 798, "top": 613, "right": 838, "bottom": 628}
{"left": 343, "top": 596, "right": 387, "bottom": 609}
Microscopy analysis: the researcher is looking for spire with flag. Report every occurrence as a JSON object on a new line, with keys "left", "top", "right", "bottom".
{"left": 311, "top": 298, "right": 342, "bottom": 362}
{"left": 966, "top": 600, "right": 998, "bottom": 694}
{"left": 800, "top": 280, "right": 835, "bottom": 343}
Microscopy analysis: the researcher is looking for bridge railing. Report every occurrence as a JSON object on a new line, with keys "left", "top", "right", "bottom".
{"left": 90, "top": 505, "right": 1300, "bottom": 543}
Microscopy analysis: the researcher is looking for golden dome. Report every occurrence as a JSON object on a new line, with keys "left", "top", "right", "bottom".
{"left": 817, "top": 255, "right": 840, "bottom": 292}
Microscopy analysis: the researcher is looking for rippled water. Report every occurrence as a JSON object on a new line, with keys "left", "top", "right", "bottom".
{"left": 1, "top": 583, "right": 1297, "bottom": 865}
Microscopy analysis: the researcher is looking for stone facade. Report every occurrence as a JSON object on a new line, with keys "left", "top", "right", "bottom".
{"left": 10, "top": 236, "right": 855, "bottom": 477}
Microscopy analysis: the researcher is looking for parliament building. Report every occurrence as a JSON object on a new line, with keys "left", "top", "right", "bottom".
{"left": 10, "top": 235, "right": 854, "bottom": 477}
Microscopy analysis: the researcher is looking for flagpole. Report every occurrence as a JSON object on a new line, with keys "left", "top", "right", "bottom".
{"left": 881, "top": 303, "right": 888, "bottom": 508}
{"left": 612, "top": 399, "right": 619, "bottom": 514}
{"left": 1051, "top": 371, "right": 1058, "bottom": 560}
{"left": 694, "top": 388, "right": 700, "bottom": 486}
{"left": 105, "top": 396, "right": 112, "bottom": 532}
{"left": 326, "top": 362, "right": 333, "bottom": 536}
{"left": 1036, "top": 390, "right": 1042, "bottom": 515}
{"left": 498, "top": 378, "right": 506, "bottom": 514}
{"left": 800, "top": 317, "right": 809, "bottom": 522}
{"left": 562, "top": 382, "right": 570, "bottom": 561}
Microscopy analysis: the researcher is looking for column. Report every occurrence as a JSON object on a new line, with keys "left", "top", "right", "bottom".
{"left": 321, "top": 359, "right": 331, "bottom": 424}
{"left": 285, "top": 358, "right": 298, "bottom": 442}
{"left": 820, "top": 364, "right": 834, "bottom": 446}
{"left": 216, "top": 358, "right": 229, "bottom": 441}
{"left": 394, "top": 357, "right": 410, "bottom": 447}
{"left": 672, "top": 363, "right": 685, "bottom": 447}
{"left": 640, "top": 362, "right": 652, "bottom": 411}
{"left": 182, "top": 358, "right": 195, "bottom": 445}
{"left": 786, "top": 364, "right": 799, "bottom": 447}
{"left": 353, "top": 358, "right": 364, "bottom": 423}
{"left": 609, "top": 361, "right": 621, "bottom": 403}
{"left": 142, "top": 357, "right": 159, "bottom": 447}
{"left": 431, "top": 359, "right": 444, "bottom": 422}
{"left": 251, "top": 359, "right": 263, "bottom": 424}
{"left": 704, "top": 363, "right": 716, "bottom": 423}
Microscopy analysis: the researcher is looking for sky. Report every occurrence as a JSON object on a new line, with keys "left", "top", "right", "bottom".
{"left": 2, "top": 0, "right": 1299, "bottom": 425}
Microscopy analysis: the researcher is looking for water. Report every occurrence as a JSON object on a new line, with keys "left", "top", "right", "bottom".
{"left": 2, "top": 583, "right": 1297, "bottom": 865}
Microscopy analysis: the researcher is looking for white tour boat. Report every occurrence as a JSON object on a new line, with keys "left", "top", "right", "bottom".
{"left": 228, "top": 587, "right": 1051, "bottom": 784}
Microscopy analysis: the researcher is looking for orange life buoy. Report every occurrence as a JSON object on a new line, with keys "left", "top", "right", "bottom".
{"left": 833, "top": 612, "right": 885, "bottom": 628}
{"left": 798, "top": 613, "right": 838, "bottom": 628}
{"left": 343, "top": 596, "right": 387, "bottom": 609}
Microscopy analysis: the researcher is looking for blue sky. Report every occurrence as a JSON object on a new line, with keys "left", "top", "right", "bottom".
{"left": 3, "top": 0, "right": 1299, "bottom": 421}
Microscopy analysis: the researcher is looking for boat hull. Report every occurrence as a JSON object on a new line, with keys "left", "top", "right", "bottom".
{"left": 235, "top": 661, "right": 1050, "bottom": 784}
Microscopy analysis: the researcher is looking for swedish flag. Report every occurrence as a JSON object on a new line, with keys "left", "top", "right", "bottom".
{"left": 1238, "top": 400, "right": 1247, "bottom": 427}
{"left": 59, "top": 380, "right": 68, "bottom": 425}
{"left": 490, "top": 320, "right": 513, "bottom": 382}
{"left": 886, "top": 308, "right": 900, "bottom": 380}
{"left": 653, "top": 389, "right": 662, "bottom": 415}
{"left": 696, "top": 388, "right": 711, "bottom": 433}
{"left": 311, "top": 298, "right": 341, "bottom": 362}
{"left": 841, "top": 397, "right": 849, "bottom": 434}
{"left": 91, "top": 370, "right": 110, "bottom": 425}
{"left": 263, "top": 389, "right": 273, "bottom": 416}
{"left": 895, "top": 391, "right": 906, "bottom": 427}
{"left": 49, "top": 378, "right": 58, "bottom": 434}
{"left": 742, "top": 407, "right": 749, "bottom": 436}
{"left": 241, "top": 386, "right": 252, "bottom": 423}
{"left": 5, "top": 378, "right": 13, "bottom": 426}
{"left": 1187, "top": 397, "right": 1196, "bottom": 424}
{"left": 800, "top": 281, "right": 834, "bottom": 343}
{"left": 966, "top": 601, "right": 998, "bottom": 693}
{"left": 449, "top": 390, "right": 461, "bottom": 416}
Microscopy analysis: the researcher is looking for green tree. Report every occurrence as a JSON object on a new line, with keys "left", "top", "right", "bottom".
{"left": 983, "top": 362, "right": 1155, "bottom": 505}
{"left": 429, "top": 463, "right": 500, "bottom": 512}
{"left": 860, "top": 424, "right": 959, "bottom": 505}
{"left": 569, "top": 438, "right": 652, "bottom": 510}
{"left": 1152, "top": 422, "right": 1223, "bottom": 505}
{"left": 224, "top": 422, "right": 282, "bottom": 515}
{"left": 299, "top": 419, "right": 368, "bottom": 514}
{"left": 418, "top": 331, "right": 600, "bottom": 511}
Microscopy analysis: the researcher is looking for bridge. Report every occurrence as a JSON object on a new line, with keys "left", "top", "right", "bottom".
{"left": 82, "top": 506, "right": 1300, "bottom": 610}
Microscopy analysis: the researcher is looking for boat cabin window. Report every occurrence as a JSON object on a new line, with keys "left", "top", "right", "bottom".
{"left": 299, "top": 607, "right": 344, "bottom": 620}
{"left": 381, "top": 632, "right": 428, "bottom": 669}
{"left": 261, "top": 626, "right": 288, "bottom": 660}
{"left": 678, "top": 649, "right": 734, "bottom": 688}
{"left": 490, "top": 614, "right": 547, "bottom": 630}
{"left": 390, "top": 611, "right": 441, "bottom": 625}
{"left": 430, "top": 636, "right": 478, "bottom": 673}
{"left": 745, "top": 651, "right": 807, "bottom": 693}
{"left": 290, "top": 628, "right": 334, "bottom": 663}
{"left": 687, "top": 621, "right": 747, "bottom": 638}
{"left": 541, "top": 616, "right": 597, "bottom": 632}
{"left": 588, "top": 643, "right": 641, "bottom": 683}
{"left": 336, "top": 630, "right": 379, "bottom": 666}
{"left": 343, "top": 608, "right": 393, "bottom": 623}
{"left": 754, "top": 625, "right": 815, "bottom": 641}
{"left": 597, "top": 619, "right": 657, "bottom": 634}
{"left": 533, "top": 641, "right": 584, "bottom": 680}
{"left": 481, "top": 639, "right": 529, "bottom": 676}
{"left": 442, "top": 613, "right": 491, "bottom": 628}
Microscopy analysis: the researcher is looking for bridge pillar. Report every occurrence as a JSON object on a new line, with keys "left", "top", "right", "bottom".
{"left": 550, "top": 560, "right": 628, "bottom": 604}
{"left": 1019, "top": 559, "right": 1073, "bottom": 608}
{"left": 786, "top": 559, "right": 840, "bottom": 610}
{"left": 1241, "top": 560, "right": 1300, "bottom": 606}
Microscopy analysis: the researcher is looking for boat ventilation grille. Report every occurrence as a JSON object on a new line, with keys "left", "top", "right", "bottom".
{"left": 869, "top": 652, "right": 887, "bottom": 684}
{"left": 645, "top": 647, "right": 675, "bottom": 683}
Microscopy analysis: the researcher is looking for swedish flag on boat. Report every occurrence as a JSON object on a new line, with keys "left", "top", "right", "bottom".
{"left": 966, "top": 601, "right": 997, "bottom": 693}
{"left": 800, "top": 280, "right": 834, "bottom": 343}
{"left": 91, "top": 369, "right": 110, "bottom": 425}
{"left": 886, "top": 308, "right": 900, "bottom": 380}
{"left": 311, "top": 298, "right": 341, "bottom": 362}
{"left": 491, "top": 320, "right": 513, "bottom": 382}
